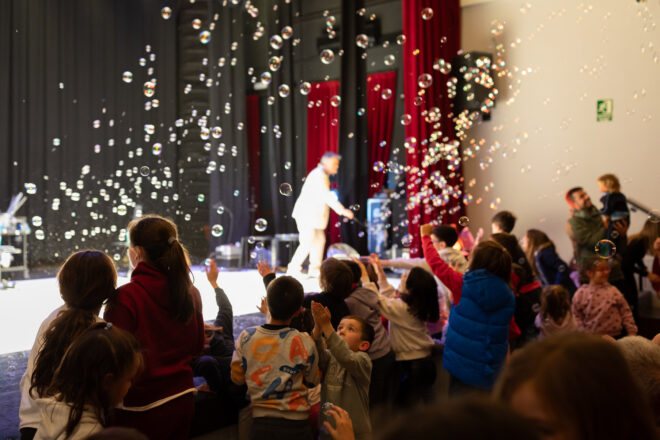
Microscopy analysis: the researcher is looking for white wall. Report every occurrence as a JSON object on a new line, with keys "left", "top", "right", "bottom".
{"left": 460, "top": 0, "right": 660, "bottom": 261}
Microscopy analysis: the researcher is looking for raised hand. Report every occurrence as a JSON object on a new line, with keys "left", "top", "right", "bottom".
{"left": 420, "top": 223, "right": 434, "bottom": 236}
{"left": 256, "top": 259, "right": 274, "bottom": 277}
{"left": 257, "top": 297, "right": 268, "bottom": 315}
{"left": 205, "top": 258, "right": 219, "bottom": 288}
{"left": 323, "top": 405, "right": 355, "bottom": 440}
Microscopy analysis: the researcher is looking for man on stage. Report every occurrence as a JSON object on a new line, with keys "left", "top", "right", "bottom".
{"left": 288, "top": 152, "right": 354, "bottom": 277}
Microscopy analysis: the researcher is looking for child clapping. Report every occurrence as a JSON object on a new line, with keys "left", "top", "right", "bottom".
{"left": 311, "top": 301, "right": 373, "bottom": 440}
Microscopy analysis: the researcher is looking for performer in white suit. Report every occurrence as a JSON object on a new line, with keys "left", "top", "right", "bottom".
{"left": 288, "top": 152, "right": 354, "bottom": 277}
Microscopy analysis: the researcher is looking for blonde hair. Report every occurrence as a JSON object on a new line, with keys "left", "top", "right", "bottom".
{"left": 597, "top": 173, "right": 621, "bottom": 192}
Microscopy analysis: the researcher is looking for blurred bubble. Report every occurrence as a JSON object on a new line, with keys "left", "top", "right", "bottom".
{"left": 396, "top": 34, "right": 406, "bottom": 45}
{"left": 139, "top": 166, "right": 150, "bottom": 176}
{"left": 458, "top": 216, "right": 470, "bottom": 227}
{"left": 192, "top": 18, "right": 202, "bottom": 29}
{"left": 421, "top": 7, "right": 434, "bottom": 20}
{"left": 161, "top": 7, "right": 172, "bottom": 19}
{"left": 299, "top": 82, "right": 311, "bottom": 95}
{"left": 350, "top": 204, "right": 360, "bottom": 211}
{"left": 122, "top": 71, "right": 133, "bottom": 83}
{"left": 204, "top": 258, "right": 212, "bottom": 267}
{"left": 279, "top": 183, "right": 293, "bottom": 196}
{"left": 325, "top": 16, "right": 336, "bottom": 27}
{"left": 284, "top": 161, "right": 292, "bottom": 170}
{"left": 93, "top": 120, "right": 101, "bottom": 129}
{"left": 281, "top": 26, "right": 293, "bottom": 39}
{"left": 260, "top": 71, "right": 272, "bottom": 85}
{"left": 212, "top": 126, "right": 223, "bottom": 138}
{"left": 117, "top": 205, "right": 128, "bottom": 216}
{"left": 35, "top": 230, "right": 45, "bottom": 240}
{"left": 330, "top": 95, "right": 341, "bottom": 107}
{"left": 216, "top": 205, "right": 225, "bottom": 215}
{"left": 384, "top": 54, "right": 396, "bottom": 66}
{"left": 433, "top": 58, "right": 451, "bottom": 74}
{"left": 197, "top": 194, "right": 206, "bottom": 202}
{"left": 152, "top": 143, "right": 162, "bottom": 155}
{"left": 278, "top": 84, "right": 291, "bottom": 98}
{"left": 357, "top": 107, "right": 365, "bottom": 116}
{"left": 31, "top": 216, "right": 42, "bottom": 227}
{"left": 24, "top": 183, "right": 37, "bottom": 194}
{"left": 595, "top": 239, "right": 616, "bottom": 259}
{"left": 144, "top": 124, "right": 155, "bottom": 135}
{"left": 320, "top": 49, "right": 335, "bottom": 64}
{"left": 381, "top": 88, "right": 392, "bottom": 100}
{"left": 417, "top": 73, "right": 433, "bottom": 88}
{"left": 356, "top": 34, "right": 368, "bottom": 49}
{"left": 53, "top": 138, "right": 61, "bottom": 146}
{"left": 255, "top": 242, "right": 265, "bottom": 251}
{"left": 143, "top": 81, "right": 156, "bottom": 97}
{"left": 401, "top": 234, "right": 413, "bottom": 247}
{"left": 199, "top": 30, "right": 211, "bottom": 44}
{"left": 268, "top": 56, "right": 282, "bottom": 71}
{"left": 373, "top": 161, "right": 385, "bottom": 172}
{"left": 247, "top": 236, "right": 256, "bottom": 244}
{"left": 491, "top": 20, "right": 504, "bottom": 36}
{"left": 270, "top": 35, "right": 283, "bottom": 50}
{"left": 400, "top": 114, "right": 412, "bottom": 125}
{"left": 211, "top": 224, "right": 224, "bottom": 237}
{"left": 413, "top": 96, "right": 424, "bottom": 106}
{"left": 255, "top": 218, "right": 268, "bottom": 232}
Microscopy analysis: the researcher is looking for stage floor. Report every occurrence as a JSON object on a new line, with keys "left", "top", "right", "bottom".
{"left": 0, "top": 267, "right": 327, "bottom": 356}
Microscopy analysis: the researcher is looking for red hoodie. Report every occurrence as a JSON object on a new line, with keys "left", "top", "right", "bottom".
{"left": 104, "top": 262, "right": 204, "bottom": 406}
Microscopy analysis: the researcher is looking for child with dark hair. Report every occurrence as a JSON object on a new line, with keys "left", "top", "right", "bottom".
{"left": 231, "top": 275, "right": 321, "bottom": 440}
{"left": 34, "top": 323, "right": 142, "bottom": 440}
{"left": 535, "top": 285, "right": 577, "bottom": 339}
{"left": 521, "top": 229, "right": 577, "bottom": 295}
{"left": 572, "top": 256, "right": 637, "bottom": 338}
{"left": 368, "top": 256, "right": 439, "bottom": 406}
{"left": 302, "top": 258, "right": 352, "bottom": 329}
{"left": 492, "top": 210, "right": 517, "bottom": 234}
{"left": 104, "top": 215, "right": 205, "bottom": 439}
{"left": 311, "top": 303, "right": 373, "bottom": 440}
{"left": 20, "top": 250, "right": 117, "bottom": 440}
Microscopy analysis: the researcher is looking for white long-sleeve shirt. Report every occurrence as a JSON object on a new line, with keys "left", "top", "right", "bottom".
{"left": 34, "top": 399, "right": 102, "bottom": 440}
{"left": 292, "top": 165, "right": 345, "bottom": 229}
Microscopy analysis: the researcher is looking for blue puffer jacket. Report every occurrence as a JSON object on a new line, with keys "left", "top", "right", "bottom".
{"left": 443, "top": 269, "right": 515, "bottom": 389}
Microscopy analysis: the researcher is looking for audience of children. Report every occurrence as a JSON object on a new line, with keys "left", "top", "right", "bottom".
{"left": 534, "top": 285, "right": 577, "bottom": 339}
{"left": 572, "top": 256, "right": 638, "bottom": 338}
{"left": 103, "top": 215, "right": 205, "bottom": 439}
{"left": 521, "top": 229, "right": 577, "bottom": 295}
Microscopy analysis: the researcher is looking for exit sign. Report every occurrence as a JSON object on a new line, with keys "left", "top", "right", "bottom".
{"left": 597, "top": 99, "right": 613, "bottom": 122}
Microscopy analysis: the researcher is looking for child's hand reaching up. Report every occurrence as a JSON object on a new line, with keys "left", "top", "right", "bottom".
{"left": 257, "top": 297, "right": 268, "bottom": 315}
{"left": 205, "top": 259, "right": 219, "bottom": 289}
{"left": 256, "top": 260, "right": 275, "bottom": 277}
{"left": 311, "top": 301, "right": 333, "bottom": 338}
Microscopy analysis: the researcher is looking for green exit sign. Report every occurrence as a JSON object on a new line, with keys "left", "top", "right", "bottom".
{"left": 597, "top": 99, "right": 613, "bottom": 122}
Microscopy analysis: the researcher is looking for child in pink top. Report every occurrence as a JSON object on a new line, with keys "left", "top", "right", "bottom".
{"left": 572, "top": 257, "right": 637, "bottom": 338}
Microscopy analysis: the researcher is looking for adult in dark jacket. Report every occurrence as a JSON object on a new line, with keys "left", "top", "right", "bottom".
{"left": 622, "top": 220, "right": 660, "bottom": 318}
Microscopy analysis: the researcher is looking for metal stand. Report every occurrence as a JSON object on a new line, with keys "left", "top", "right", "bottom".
{"left": 0, "top": 216, "right": 30, "bottom": 284}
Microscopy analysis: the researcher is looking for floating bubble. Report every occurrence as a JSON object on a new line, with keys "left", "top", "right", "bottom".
{"left": 325, "top": 16, "right": 336, "bottom": 27}
{"left": 350, "top": 204, "right": 360, "bottom": 211}
{"left": 278, "top": 84, "right": 291, "bottom": 98}
{"left": 299, "top": 81, "right": 311, "bottom": 95}
{"left": 139, "top": 166, "right": 150, "bottom": 176}
{"left": 197, "top": 194, "right": 206, "bottom": 202}
{"left": 384, "top": 54, "right": 396, "bottom": 66}
{"left": 372, "top": 161, "right": 385, "bottom": 172}
{"left": 35, "top": 230, "right": 45, "bottom": 240}
{"left": 233, "top": 190, "right": 240, "bottom": 197}
{"left": 417, "top": 73, "right": 433, "bottom": 88}
{"left": 152, "top": 143, "right": 162, "bottom": 155}
{"left": 400, "top": 114, "right": 412, "bottom": 125}
{"left": 284, "top": 161, "right": 292, "bottom": 170}
{"left": 491, "top": 20, "right": 504, "bottom": 36}
{"left": 421, "top": 7, "right": 434, "bottom": 20}
{"left": 279, "top": 183, "right": 293, "bottom": 196}
{"left": 192, "top": 18, "right": 202, "bottom": 29}
{"left": 357, "top": 107, "right": 365, "bottom": 116}
{"left": 117, "top": 205, "right": 128, "bottom": 216}
{"left": 649, "top": 209, "right": 660, "bottom": 224}
{"left": 211, "top": 224, "right": 224, "bottom": 237}
{"left": 144, "top": 124, "right": 155, "bottom": 135}
{"left": 595, "top": 239, "right": 616, "bottom": 259}
{"left": 24, "top": 183, "right": 37, "bottom": 194}
{"left": 216, "top": 205, "right": 225, "bottom": 215}
{"left": 270, "top": 35, "right": 283, "bottom": 50}
{"left": 433, "top": 58, "right": 451, "bottom": 74}
{"left": 32, "top": 216, "right": 43, "bottom": 227}
{"left": 122, "top": 71, "right": 133, "bottom": 83}
{"left": 401, "top": 234, "right": 413, "bottom": 247}
{"left": 281, "top": 26, "right": 293, "bottom": 39}
{"left": 255, "top": 218, "right": 268, "bottom": 232}
{"left": 204, "top": 258, "right": 212, "bottom": 267}
{"left": 413, "top": 96, "right": 424, "bottom": 106}
{"left": 212, "top": 126, "right": 223, "bottom": 138}
{"left": 396, "top": 34, "right": 406, "bottom": 45}
{"left": 381, "top": 88, "right": 392, "bottom": 100}
{"left": 330, "top": 95, "right": 341, "bottom": 107}
{"left": 320, "top": 49, "right": 335, "bottom": 64}
{"left": 458, "top": 216, "right": 470, "bottom": 227}
{"left": 355, "top": 34, "right": 368, "bottom": 49}
{"left": 260, "top": 71, "right": 272, "bottom": 85}
{"left": 53, "top": 138, "right": 61, "bottom": 146}
{"left": 143, "top": 81, "right": 156, "bottom": 97}
{"left": 161, "top": 7, "right": 171, "bottom": 19}
{"left": 247, "top": 236, "right": 256, "bottom": 244}
{"left": 268, "top": 56, "right": 282, "bottom": 71}
{"left": 199, "top": 30, "right": 211, "bottom": 44}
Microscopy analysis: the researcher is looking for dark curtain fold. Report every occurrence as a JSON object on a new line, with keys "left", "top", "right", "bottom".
{"left": 366, "top": 70, "right": 397, "bottom": 197}
{"left": 246, "top": 94, "right": 261, "bottom": 226}
{"left": 402, "top": 0, "right": 463, "bottom": 257}
{"left": 0, "top": 0, "right": 178, "bottom": 264}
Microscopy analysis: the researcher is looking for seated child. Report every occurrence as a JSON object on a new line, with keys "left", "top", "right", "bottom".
{"left": 231, "top": 276, "right": 320, "bottom": 440}
{"left": 35, "top": 323, "right": 142, "bottom": 440}
{"left": 310, "top": 302, "right": 373, "bottom": 440}
{"left": 572, "top": 256, "right": 637, "bottom": 338}
{"left": 597, "top": 173, "right": 630, "bottom": 240}
{"left": 535, "top": 285, "right": 577, "bottom": 339}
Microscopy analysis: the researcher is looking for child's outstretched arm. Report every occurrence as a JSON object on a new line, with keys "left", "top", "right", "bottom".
{"left": 257, "top": 260, "right": 276, "bottom": 288}
{"left": 205, "top": 259, "right": 233, "bottom": 339}
{"left": 368, "top": 254, "right": 396, "bottom": 297}
{"left": 310, "top": 301, "right": 332, "bottom": 371}
{"left": 420, "top": 223, "right": 463, "bottom": 304}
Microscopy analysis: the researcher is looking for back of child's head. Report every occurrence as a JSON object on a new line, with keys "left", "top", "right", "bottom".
{"left": 47, "top": 323, "right": 141, "bottom": 437}
{"left": 597, "top": 173, "right": 621, "bottom": 192}
{"left": 540, "top": 285, "right": 571, "bottom": 322}
{"left": 491, "top": 233, "right": 533, "bottom": 283}
{"left": 266, "top": 275, "right": 304, "bottom": 321}
{"left": 402, "top": 267, "right": 439, "bottom": 323}
{"left": 58, "top": 250, "right": 117, "bottom": 311}
{"left": 319, "top": 258, "right": 354, "bottom": 299}
{"left": 342, "top": 259, "right": 362, "bottom": 284}
{"left": 469, "top": 240, "right": 512, "bottom": 283}
{"left": 432, "top": 225, "right": 458, "bottom": 247}
{"left": 128, "top": 215, "right": 193, "bottom": 322}
{"left": 492, "top": 210, "right": 517, "bottom": 233}
{"left": 524, "top": 229, "right": 551, "bottom": 253}
{"left": 343, "top": 315, "right": 375, "bottom": 345}
{"left": 580, "top": 255, "right": 609, "bottom": 281}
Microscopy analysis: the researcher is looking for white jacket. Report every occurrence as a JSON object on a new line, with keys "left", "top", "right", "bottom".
{"left": 292, "top": 165, "right": 345, "bottom": 229}
{"left": 34, "top": 398, "right": 102, "bottom": 440}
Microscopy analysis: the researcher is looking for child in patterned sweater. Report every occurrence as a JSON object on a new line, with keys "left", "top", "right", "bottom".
{"left": 231, "top": 276, "right": 320, "bottom": 440}
{"left": 572, "top": 257, "right": 637, "bottom": 338}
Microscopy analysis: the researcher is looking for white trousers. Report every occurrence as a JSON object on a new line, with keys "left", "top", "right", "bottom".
{"left": 288, "top": 220, "right": 326, "bottom": 274}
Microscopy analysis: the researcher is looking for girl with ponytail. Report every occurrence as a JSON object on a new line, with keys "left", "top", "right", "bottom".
{"left": 104, "top": 215, "right": 204, "bottom": 439}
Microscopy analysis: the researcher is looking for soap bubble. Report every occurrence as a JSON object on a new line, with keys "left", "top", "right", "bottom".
{"left": 284, "top": 161, "right": 292, "bottom": 170}
{"left": 255, "top": 242, "right": 264, "bottom": 251}
{"left": 373, "top": 161, "right": 385, "bottom": 172}
{"left": 197, "top": 194, "right": 206, "bottom": 202}
{"left": 381, "top": 88, "right": 392, "bottom": 100}
{"left": 648, "top": 209, "right": 660, "bottom": 224}
{"left": 418, "top": 73, "right": 433, "bottom": 88}
{"left": 32, "top": 216, "right": 43, "bottom": 227}
{"left": 281, "top": 26, "right": 293, "bottom": 39}
{"left": 357, "top": 108, "right": 365, "bottom": 116}
{"left": 161, "top": 7, "right": 172, "bottom": 19}
{"left": 421, "top": 7, "right": 434, "bottom": 20}
{"left": 53, "top": 138, "right": 61, "bottom": 146}
{"left": 270, "top": 35, "right": 283, "bottom": 49}
{"left": 139, "top": 166, "right": 150, "bottom": 176}
{"left": 216, "top": 205, "right": 225, "bottom": 215}
{"left": 268, "top": 56, "right": 282, "bottom": 71}
{"left": 192, "top": 18, "right": 202, "bottom": 29}
{"left": 278, "top": 84, "right": 291, "bottom": 98}
{"left": 279, "top": 183, "right": 293, "bottom": 196}
{"left": 35, "top": 230, "right": 45, "bottom": 240}
{"left": 400, "top": 114, "right": 412, "bottom": 125}
{"left": 350, "top": 204, "right": 360, "bottom": 211}
{"left": 211, "top": 224, "right": 224, "bottom": 237}
{"left": 247, "top": 236, "right": 256, "bottom": 244}
{"left": 384, "top": 54, "right": 396, "bottom": 66}
{"left": 320, "top": 49, "right": 335, "bottom": 64}
{"left": 325, "top": 16, "right": 336, "bottom": 27}
{"left": 260, "top": 71, "right": 272, "bottom": 85}
{"left": 143, "top": 81, "right": 156, "bottom": 97}
{"left": 299, "top": 82, "right": 311, "bottom": 95}
{"left": 255, "top": 218, "right": 268, "bottom": 232}
{"left": 330, "top": 95, "right": 341, "bottom": 107}
{"left": 595, "top": 239, "right": 616, "bottom": 259}
{"left": 122, "top": 71, "right": 133, "bottom": 83}
{"left": 355, "top": 34, "right": 368, "bottom": 48}
{"left": 24, "top": 183, "right": 37, "bottom": 194}
{"left": 152, "top": 143, "right": 162, "bottom": 155}
{"left": 199, "top": 30, "right": 211, "bottom": 44}
{"left": 117, "top": 205, "right": 128, "bottom": 216}
{"left": 144, "top": 124, "right": 155, "bottom": 135}
{"left": 458, "top": 216, "right": 470, "bottom": 227}
{"left": 401, "top": 234, "right": 413, "bottom": 247}
{"left": 491, "top": 20, "right": 504, "bottom": 36}
{"left": 204, "top": 258, "right": 212, "bottom": 267}
{"left": 396, "top": 34, "right": 406, "bottom": 45}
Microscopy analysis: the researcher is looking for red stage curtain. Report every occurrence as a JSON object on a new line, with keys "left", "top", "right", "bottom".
{"left": 402, "top": 0, "right": 463, "bottom": 257}
{"left": 366, "top": 71, "right": 397, "bottom": 197}
{"left": 246, "top": 94, "right": 261, "bottom": 224}
{"left": 306, "top": 81, "right": 341, "bottom": 244}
